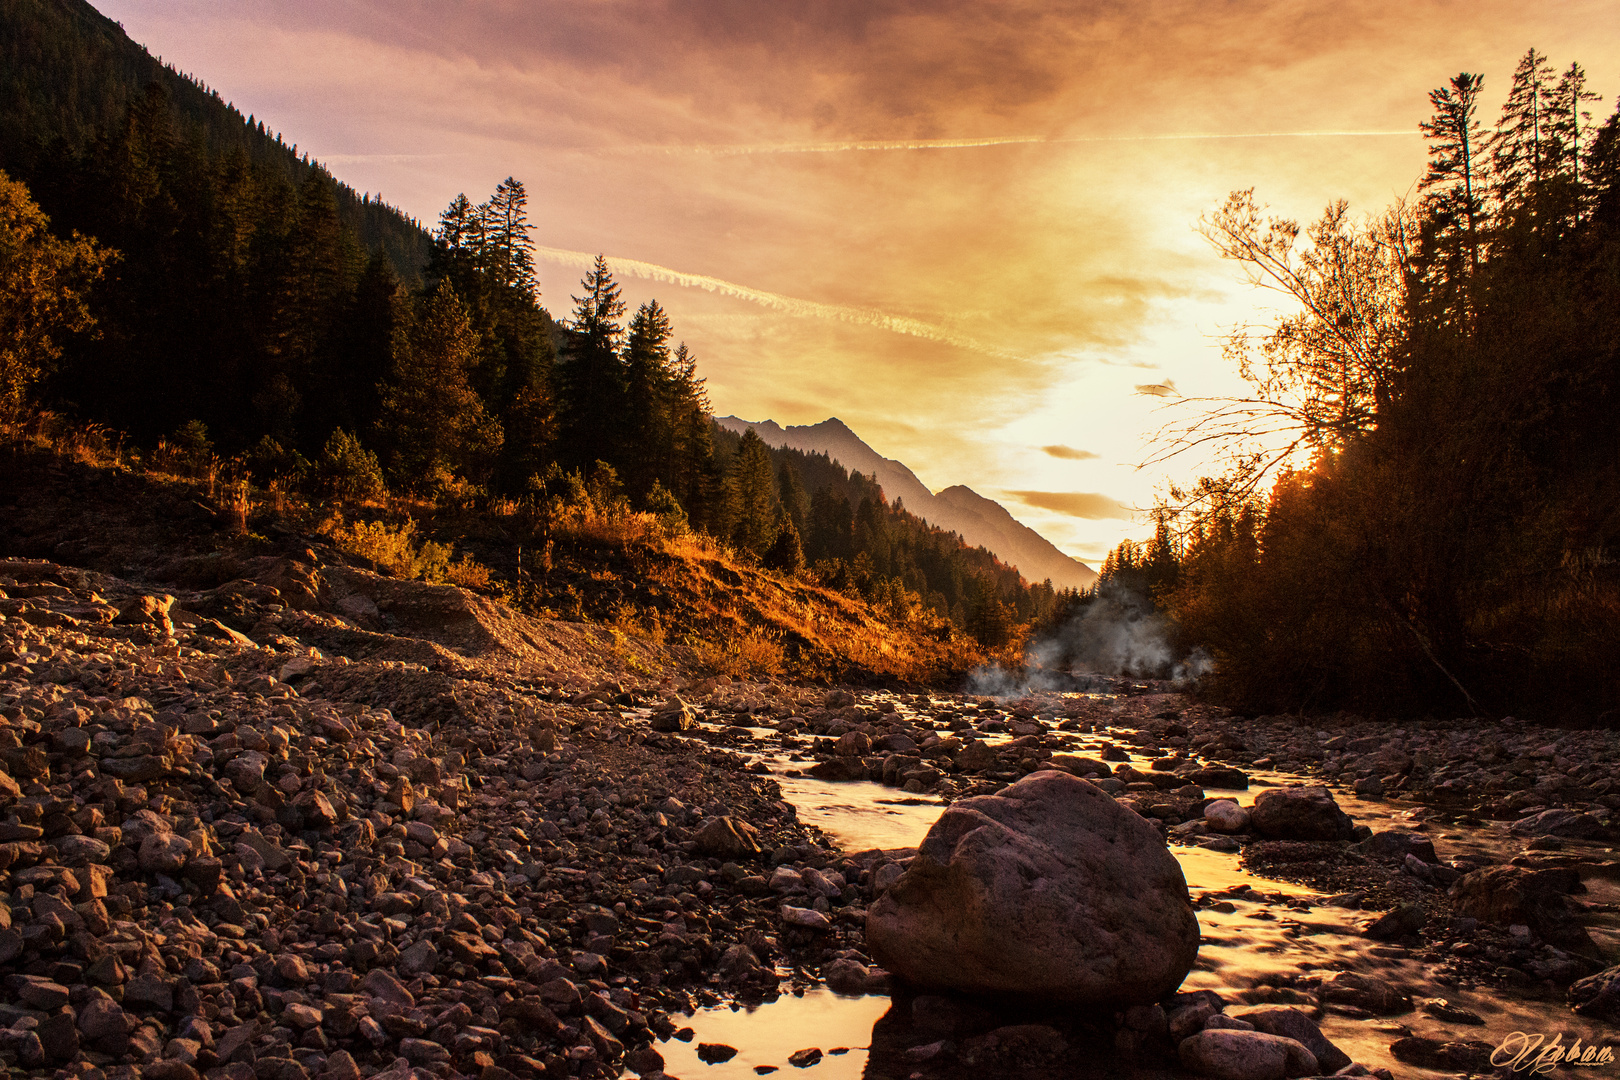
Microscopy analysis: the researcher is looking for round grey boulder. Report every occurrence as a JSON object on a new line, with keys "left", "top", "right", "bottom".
{"left": 866, "top": 771, "right": 1199, "bottom": 1004}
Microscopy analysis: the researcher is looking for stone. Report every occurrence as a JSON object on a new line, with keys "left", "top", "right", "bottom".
{"left": 37, "top": 1011, "right": 79, "bottom": 1062}
{"left": 649, "top": 699, "right": 697, "bottom": 732}
{"left": 1511, "top": 808, "right": 1605, "bottom": 839}
{"left": 139, "top": 831, "right": 192, "bottom": 873}
{"left": 1449, "top": 866, "right": 1595, "bottom": 951}
{"left": 1203, "top": 800, "right": 1249, "bottom": 833}
{"left": 1178, "top": 1029, "right": 1318, "bottom": 1080}
{"left": 1362, "top": 902, "right": 1427, "bottom": 941}
{"left": 867, "top": 771, "right": 1199, "bottom": 1004}
{"left": 103, "top": 754, "right": 168, "bottom": 782}
{"left": 697, "top": 1043, "right": 739, "bottom": 1063}
{"left": 788, "top": 1048, "right": 823, "bottom": 1066}
{"left": 1352, "top": 830, "right": 1437, "bottom": 864}
{"left": 1315, "top": 972, "right": 1412, "bottom": 1014}
{"left": 1570, "top": 964, "right": 1620, "bottom": 1021}
{"left": 17, "top": 976, "right": 71, "bottom": 1009}
{"left": 78, "top": 998, "right": 135, "bottom": 1042}
{"left": 359, "top": 968, "right": 415, "bottom": 1007}
{"left": 124, "top": 971, "right": 176, "bottom": 1011}
{"left": 1389, "top": 1036, "right": 1495, "bottom": 1072}
{"left": 1231, "top": 1007, "right": 1350, "bottom": 1072}
{"left": 694, "top": 815, "right": 762, "bottom": 859}
{"left": 1247, "top": 786, "right": 1354, "bottom": 841}
{"left": 1419, "top": 998, "right": 1485, "bottom": 1025}
{"left": 399, "top": 939, "right": 440, "bottom": 975}
{"left": 782, "top": 905, "right": 831, "bottom": 930}
{"left": 275, "top": 953, "right": 311, "bottom": 984}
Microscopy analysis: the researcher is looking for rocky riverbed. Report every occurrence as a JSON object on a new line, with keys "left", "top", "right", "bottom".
{"left": 3, "top": 552, "right": 1620, "bottom": 1080}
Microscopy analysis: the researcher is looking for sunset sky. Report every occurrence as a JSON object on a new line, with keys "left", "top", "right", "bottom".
{"left": 94, "top": 0, "right": 1620, "bottom": 565}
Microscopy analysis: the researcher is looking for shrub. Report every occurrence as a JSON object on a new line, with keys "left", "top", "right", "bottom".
{"left": 320, "top": 429, "right": 387, "bottom": 502}
{"left": 326, "top": 517, "right": 451, "bottom": 581}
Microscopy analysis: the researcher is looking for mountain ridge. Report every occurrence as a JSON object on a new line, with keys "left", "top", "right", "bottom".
{"left": 716, "top": 416, "right": 1098, "bottom": 591}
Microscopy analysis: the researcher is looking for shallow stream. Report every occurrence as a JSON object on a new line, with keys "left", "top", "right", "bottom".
{"left": 659, "top": 693, "right": 1620, "bottom": 1078}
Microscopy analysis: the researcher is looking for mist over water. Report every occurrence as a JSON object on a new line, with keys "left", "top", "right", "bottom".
{"left": 969, "top": 581, "right": 1213, "bottom": 697}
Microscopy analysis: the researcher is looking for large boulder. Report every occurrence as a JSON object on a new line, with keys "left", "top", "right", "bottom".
{"left": 866, "top": 771, "right": 1199, "bottom": 1004}
{"left": 1247, "top": 786, "right": 1354, "bottom": 841}
{"left": 1510, "top": 809, "right": 1605, "bottom": 840}
{"left": 1178, "top": 1029, "right": 1318, "bottom": 1080}
{"left": 1231, "top": 1007, "right": 1350, "bottom": 1072}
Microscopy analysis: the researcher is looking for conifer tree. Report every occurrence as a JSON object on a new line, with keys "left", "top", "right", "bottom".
{"left": 1551, "top": 63, "right": 1603, "bottom": 189}
{"left": 727, "top": 428, "right": 778, "bottom": 555}
{"left": 1492, "top": 49, "right": 1559, "bottom": 209}
{"left": 376, "top": 281, "right": 503, "bottom": 492}
{"left": 776, "top": 458, "right": 809, "bottom": 537}
{"left": 480, "top": 178, "right": 538, "bottom": 296}
{"left": 623, "top": 299, "right": 674, "bottom": 500}
{"left": 1419, "top": 73, "right": 1487, "bottom": 302}
{"left": 556, "top": 255, "right": 627, "bottom": 472}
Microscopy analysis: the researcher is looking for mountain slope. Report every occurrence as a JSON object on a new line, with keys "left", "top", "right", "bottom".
{"left": 717, "top": 416, "right": 1098, "bottom": 590}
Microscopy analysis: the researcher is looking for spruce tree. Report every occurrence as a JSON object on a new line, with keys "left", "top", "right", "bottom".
{"left": 623, "top": 299, "right": 674, "bottom": 500}
{"left": 727, "top": 428, "right": 778, "bottom": 555}
{"left": 376, "top": 280, "right": 503, "bottom": 492}
{"left": 1419, "top": 73, "right": 1487, "bottom": 306}
{"left": 1492, "top": 49, "right": 1559, "bottom": 209}
{"left": 555, "top": 255, "right": 627, "bottom": 473}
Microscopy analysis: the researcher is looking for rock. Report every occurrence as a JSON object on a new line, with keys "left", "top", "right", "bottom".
{"left": 649, "top": 699, "right": 697, "bottom": 732}
{"left": 1190, "top": 767, "right": 1249, "bottom": 790}
{"left": 1570, "top": 964, "right": 1620, "bottom": 1021}
{"left": 867, "top": 771, "right": 1199, "bottom": 1004}
{"left": 1203, "top": 800, "right": 1249, "bottom": 833}
{"left": 782, "top": 905, "right": 831, "bottom": 930}
{"left": 103, "top": 754, "right": 168, "bottom": 783}
{"left": 139, "top": 831, "right": 192, "bottom": 873}
{"left": 697, "top": 1043, "right": 739, "bottom": 1063}
{"left": 275, "top": 953, "right": 311, "bottom": 984}
{"left": 1231, "top": 1007, "right": 1350, "bottom": 1072}
{"left": 399, "top": 939, "right": 440, "bottom": 975}
{"left": 115, "top": 593, "right": 174, "bottom": 628}
{"left": 1419, "top": 998, "right": 1485, "bottom": 1025}
{"left": 1315, "top": 972, "right": 1411, "bottom": 1014}
{"left": 78, "top": 998, "right": 135, "bottom": 1043}
{"left": 1353, "top": 830, "right": 1437, "bottom": 864}
{"left": 808, "top": 758, "right": 868, "bottom": 781}
{"left": 956, "top": 741, "right": 998, "bottom": 772}
{"left": 1178, "top": 1029, "right": 1318, "bottom": 1080}
{"left": 17, "top": 976, "right": 70, "bottom": 1009}
{"left": 37, "top": 1011, "right": 79, "bottom": 1062}
{"left": 1389, "top": 1036, "right": 1495, "bottom": 1072}
{"left": 694, "top": 815, "right": 762, "bottom": 859}
{"left": 1449, "top": 866, "right": 1595, "bottom": 951}
{"left": 788, "top": 1048, "right": 823, "bottom": 1066}
{"left": 1511, "top": 808, "right": 1605, "bottom": 839}
{"left": 1362, "top": 902, "right": 1426, "bottom": 941}
{"left": 359, "top": 968, "right": 415, "bottom": 1007}
{"left": 1247, "top": 786, "right": 1354, "bottom": 841}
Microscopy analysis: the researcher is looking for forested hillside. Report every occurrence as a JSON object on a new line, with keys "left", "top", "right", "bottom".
{"left": 1108, "top": 49, "right": 1620, "bottom": 718}
{"left": 0, "top": 0, "right": 1067, "bottom": 655}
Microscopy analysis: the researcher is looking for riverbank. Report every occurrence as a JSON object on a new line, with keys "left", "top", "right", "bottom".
{"left": 3, "top": 554, "right": 1619, "bottom": 1080}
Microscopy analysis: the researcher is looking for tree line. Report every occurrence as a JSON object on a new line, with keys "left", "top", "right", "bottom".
{"left": 1114, "top": 49, "right": 1620, "bottom": 718}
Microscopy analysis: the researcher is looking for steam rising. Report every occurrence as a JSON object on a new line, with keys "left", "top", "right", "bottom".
{"left": 535, "top": 246, "right": 1022, "bottom": 361}
{"left": 969, "top": 581, "right": 1213, "bottom": 698}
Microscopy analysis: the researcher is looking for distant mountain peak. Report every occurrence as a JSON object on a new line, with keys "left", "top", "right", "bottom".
{"left": 715, "top": 415, "right": 1097, "bottom": 589}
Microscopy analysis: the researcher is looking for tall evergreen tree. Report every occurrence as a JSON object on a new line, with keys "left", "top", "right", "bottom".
{"left": 1551, "top": 63, "right": 1603, "bottom": 190}
{"left": 375, "top": 280, "right": 502, "bottom": 491}
{"left": 727, "top": 428, "right": 778, "bottom": 556}
{"left": 1492, "top": 49, "right": 1559, "bottom": 209}
{"left": 481, "top": 177, "right": 538, "bottom": 296}
{"left": 555, "top": 255, "right": 626, "bottom": 473}
{"left": 623, "top": 299, "right": 674, "bottom": 500}
{"left": 1419, "top": 72, "right": 1488, "bottom": 310}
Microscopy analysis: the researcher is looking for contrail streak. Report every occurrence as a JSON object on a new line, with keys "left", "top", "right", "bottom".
{"left": 584, "top": 130, "right": 1421, "bottom": 156}
{"left": 536, "top": 246, "right": 1023, "bottom": 361}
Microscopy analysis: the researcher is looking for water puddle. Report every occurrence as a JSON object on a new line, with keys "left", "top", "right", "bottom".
{"left": 657, "top": 989, "right": 890, "bottom": 1079}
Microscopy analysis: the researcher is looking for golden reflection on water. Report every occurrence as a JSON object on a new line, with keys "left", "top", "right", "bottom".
{"left": 657, "top": 989, "right": 891, "bottom": 1079}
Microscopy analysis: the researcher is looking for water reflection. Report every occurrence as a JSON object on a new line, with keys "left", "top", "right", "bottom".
{"left": 656, "top": 989, "right": 890, "bottom": 1078}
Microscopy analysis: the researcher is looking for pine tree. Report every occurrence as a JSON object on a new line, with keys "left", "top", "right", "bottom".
{"left": 763, "top": 517, "right": 805, "bottom": 575}
{"left": 1550, "top": 63, "right": 1603, "bottom": 190}
{"left": 376, "top": 280, "right": 503, "bottom": 492}
{"left": 555, "top": 255, "right": 627, "bottom": 473}
{"left": 623, "top": 299, "right": 674, "bottom": 500}
{"left": 1492, "top": 49, "right": 1559, "bottom": 209}
{"left": 776, "top": 458, "right": 808, "bottom": 537}
{"left": 727, "top": 428, "right": 778, "bottom": 555}
{"left": 480, "top": 177, "right": 538, "bottom": 296}
{"left": 1420, "top": 72, "right": 1488, "bottom": 284}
